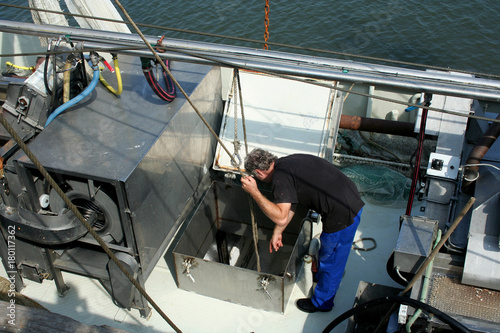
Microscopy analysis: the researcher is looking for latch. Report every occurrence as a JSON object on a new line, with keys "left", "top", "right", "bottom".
{"left": 16, "top": 96, "right": 30, "bottom": 123}
{"left": 257, "top": 275, "right": 274, "bottom": 299}
{"left": 182, "top": 257, "right": 196, "bottom": 283}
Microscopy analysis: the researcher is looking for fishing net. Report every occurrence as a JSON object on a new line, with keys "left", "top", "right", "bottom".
{"left": 341, "top": 164, "right": 413, "bottom": 208}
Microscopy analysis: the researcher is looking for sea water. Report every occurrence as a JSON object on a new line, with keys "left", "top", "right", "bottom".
{"left": 1, "top": 0, "right": 499, "bottom": 75}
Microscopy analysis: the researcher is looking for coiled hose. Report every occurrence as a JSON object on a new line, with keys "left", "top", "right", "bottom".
{"left": 322, "top": 295, "right": 470, "bottom": 333}
{"left": 141, "top": 57, "right": 176, "bottom": 102}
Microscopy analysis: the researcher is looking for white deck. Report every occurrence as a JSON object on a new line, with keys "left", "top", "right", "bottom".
{"left": 1, "top": 202, "right": 410, "bottom": 333}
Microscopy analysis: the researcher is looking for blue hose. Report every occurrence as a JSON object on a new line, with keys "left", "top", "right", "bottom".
{"left": 45, "top": 62, "right": 100, "bottom": 126}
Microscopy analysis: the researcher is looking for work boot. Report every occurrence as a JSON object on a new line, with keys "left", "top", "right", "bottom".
{"left": 296, "top": 298, "right": 332, "bottom": 313}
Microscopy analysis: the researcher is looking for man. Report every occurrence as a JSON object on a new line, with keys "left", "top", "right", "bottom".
{"left": 241, "top": 148, "right": 364, "bottom": 313}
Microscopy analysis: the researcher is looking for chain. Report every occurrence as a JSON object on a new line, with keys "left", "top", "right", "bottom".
{"left": 232, "top": 72, "right": 241, "bottom": 167}
{"left": 264, "top": 0, "right": 270, "bottom": 50}
{"left": 235, "top": 69, "right": 249, "bottom": 155}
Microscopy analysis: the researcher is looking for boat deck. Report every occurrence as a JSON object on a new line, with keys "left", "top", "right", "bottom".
{"left": 1, "top": 202, "right": 408, "bottom": 333}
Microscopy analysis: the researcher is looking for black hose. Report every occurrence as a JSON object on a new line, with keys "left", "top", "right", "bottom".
{"left": 322, "top": 295, "right": 470, "bottom": 333}
{"left": 43, "top": 54, "right": 52, "bottom": 96}
{"left": 140, "top": 57, "right": 176, "bottom": 102}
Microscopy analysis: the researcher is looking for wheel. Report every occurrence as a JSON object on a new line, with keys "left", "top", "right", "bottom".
{"left": 49, "top": 180, "right": 124, "bottom": 244}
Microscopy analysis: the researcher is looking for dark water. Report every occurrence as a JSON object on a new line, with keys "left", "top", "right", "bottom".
{"left": 2, "top": 0, "right": 499, "bottom": 75}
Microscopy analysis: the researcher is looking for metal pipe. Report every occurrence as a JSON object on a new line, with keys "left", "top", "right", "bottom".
{"left": 339, "top": 115, "right": 415, "bottom": 137}
{"left": 3, "top": 20, "right": 500, "bottom": 101}
{"left": 1, "top": 20, "right": 494, "bottom": 88}
{"left": 80, "top": 42, "right": 500, "bottom": 102}
{"left": 462, "top": 112, "right": 500, "bottom": 193}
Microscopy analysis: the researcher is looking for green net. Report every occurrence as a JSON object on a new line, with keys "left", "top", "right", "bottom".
{"left": 341, "top": 164, "right": 414, "bottom": 208}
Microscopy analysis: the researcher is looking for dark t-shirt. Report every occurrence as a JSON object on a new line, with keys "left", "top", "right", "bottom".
{"left": 272, "top": 154, "right": 364, "bottom": 233}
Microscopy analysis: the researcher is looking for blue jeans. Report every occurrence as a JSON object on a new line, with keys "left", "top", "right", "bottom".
{"left": 311, "top": 208, "right": 363, "bottom": 310}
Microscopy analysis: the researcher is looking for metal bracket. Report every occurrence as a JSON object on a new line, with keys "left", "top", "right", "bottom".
{"left": 257, "top": 275, "right": 274, "bottom": 299}
{"left": 182, "top": 257, "right": 196, "bottom": 283}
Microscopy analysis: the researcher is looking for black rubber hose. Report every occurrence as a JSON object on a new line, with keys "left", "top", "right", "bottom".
{"left": 43, "top": 54, "right": 52, "bottom": 96}
{"left": 322, "top": 295, "right": 470, "bottom": 333}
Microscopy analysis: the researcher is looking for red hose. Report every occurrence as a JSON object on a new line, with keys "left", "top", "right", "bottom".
{"left": 141, "top": 58, "right": 176, "bottom": 102}
{"left": 405, "top": 94, "right": 432, "bottom": 216}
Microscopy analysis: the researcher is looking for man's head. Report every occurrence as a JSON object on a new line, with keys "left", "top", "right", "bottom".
{"left": 244, "top": 148, "right": 277, "bottom": 182}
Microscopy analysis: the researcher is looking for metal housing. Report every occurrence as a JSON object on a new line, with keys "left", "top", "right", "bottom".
{"left": 0, "top": 55, "right": 223, "bottom": 312}
{"left": 173, "top": 180, "right": 311, "bottom": 313}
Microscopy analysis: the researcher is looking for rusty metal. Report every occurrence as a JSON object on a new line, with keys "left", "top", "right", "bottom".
{"left": 462, "top": 113, "right": 500, "bottom": 193}
{"left": 339, "top": 114, "right": 415, "bottom": 137}
{"left": 264, "top": 0, "right": 270, "bottom": 50}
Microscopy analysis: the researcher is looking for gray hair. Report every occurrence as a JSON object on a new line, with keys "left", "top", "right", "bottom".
{"left": 244, "top": 148, "right": 277, "bottom": 175}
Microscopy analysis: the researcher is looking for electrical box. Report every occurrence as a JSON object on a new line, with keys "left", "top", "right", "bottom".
{"left": 394, "top": 216, "right": 438, "bottom": 274}
{"left": 426, "top": 152, "right": 460, "bottom": 180}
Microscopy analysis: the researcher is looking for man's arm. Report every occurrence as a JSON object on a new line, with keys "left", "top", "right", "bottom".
{"left": 241, "top": 176, "right": 296, "bottom": 252}
{"left": 241, "top": 176, "right": 292, "bottom": 226}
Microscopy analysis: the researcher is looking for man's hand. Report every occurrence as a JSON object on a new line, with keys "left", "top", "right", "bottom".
{"left": 270, "top": 232, "right": 283, "bottom": 253}
{"left": 241, "top": 175, "right": 259, "bottom": 196}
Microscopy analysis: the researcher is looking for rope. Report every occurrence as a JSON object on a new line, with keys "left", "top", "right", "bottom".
{"left": 111, "top": 1, "right": 241, "bottom": 170}
{"left": 263, "top": 0, "right": 270, "bottom": 50}
{"left": 0, "top": 112, "right": 181, "bottom": 333}
{"left": 343, "top": 83, "right": 356, "bottom": 102}
{"left": 3, "top": 2, "right": 500, "bottom": 79}
{"left": 235, "top": 70, "right": 261, "bottom": 271}
{"left": 352, "top": 237, "right": 377, "bottom": 251}
{"left": 229, "top": 69, "right": 260, "bottom": 271}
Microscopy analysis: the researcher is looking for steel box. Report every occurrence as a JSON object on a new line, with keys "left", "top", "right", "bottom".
{"left": 173, "top": 180, "right": 311, "bottom": 313}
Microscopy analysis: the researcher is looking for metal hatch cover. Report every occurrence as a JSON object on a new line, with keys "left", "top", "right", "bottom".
{"left": 213, "top": 70, "right": 339, "bottom": 173}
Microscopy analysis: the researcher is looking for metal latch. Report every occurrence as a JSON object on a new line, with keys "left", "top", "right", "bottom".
{"left": 257, "top": 275, "right": 274, "bottom": 299}
{"left": 182, "top": 257, "right": 196, "bottom": 283}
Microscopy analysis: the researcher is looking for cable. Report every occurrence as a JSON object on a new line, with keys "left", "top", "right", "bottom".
{"left": 5, "top": 61, "right": 35, "bottom": 71}
{"left": 461, "top": 163, "right": 500, "bottom": 182}
{"left": 322, "top": 295, "right": 471, "bottom": 333}
{"left": 352, "top": 237, "right": 377, "bottom": 251}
